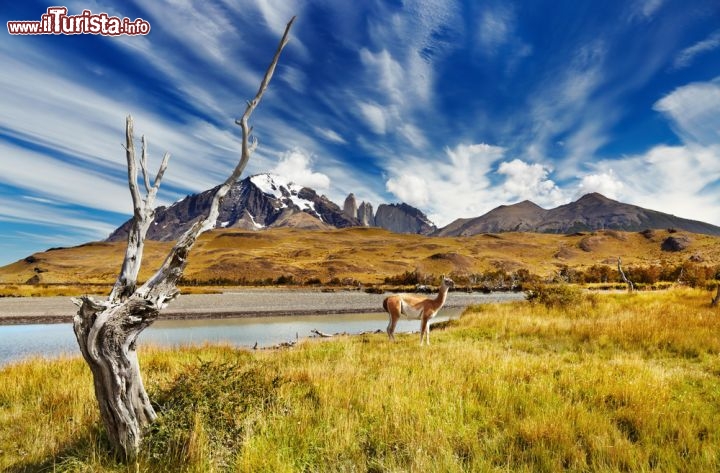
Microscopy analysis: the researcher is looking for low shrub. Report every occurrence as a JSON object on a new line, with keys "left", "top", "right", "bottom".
{"left": 146, "top": 359, "right": 284, "bottom": 469}
{"left": 525, "top": 283, "right": 584, "bottom": 309}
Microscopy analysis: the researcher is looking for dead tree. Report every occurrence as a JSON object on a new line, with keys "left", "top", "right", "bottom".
{"left": 71, "top": 17, "right": 295, "bottom": 459}
{"left": 617, "top": 257, "right": 634, "bottom": 292}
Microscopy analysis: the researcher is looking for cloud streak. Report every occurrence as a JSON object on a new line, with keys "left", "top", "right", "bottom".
{"left": 672, "top": 30, "right": 720, "bottom": 70}
{"left": 653, "top": 78, "right": 720, "bottom": 146}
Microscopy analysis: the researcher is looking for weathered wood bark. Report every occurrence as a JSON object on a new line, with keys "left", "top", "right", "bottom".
{"left": 617, "top": 257, "right": 634, "bottom": 292}
{"left": 110, "top": 123, "right": 170, "bottom": 302}
{"left": 72, "top": 296, "right": 159, "bottom": 455}
{"left": 72, "top": 17, "right": 295, "bottom": 459}
{"left": 311, "top": 329, "right": 334, "bottom": 338}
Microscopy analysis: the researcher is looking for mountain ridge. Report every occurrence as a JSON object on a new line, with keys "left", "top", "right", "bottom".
{"left": 106, "top": 174, "right": 720, "bottom": 242}
{"left": 107, "top": 174, "right": 435, "bottom": 242}
{"left": 435, "top": 193, "right": 720, "bottom": 237}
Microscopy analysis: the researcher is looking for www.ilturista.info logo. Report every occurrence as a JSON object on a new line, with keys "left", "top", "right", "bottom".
{"left": 7, "top": 7, "right": 150, "bottom": 36}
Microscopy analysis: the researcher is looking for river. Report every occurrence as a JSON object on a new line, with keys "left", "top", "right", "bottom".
{"left": 0, "top": 291, "right": 523, "bottom": 365}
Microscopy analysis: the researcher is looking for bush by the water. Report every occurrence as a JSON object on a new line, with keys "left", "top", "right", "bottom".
{"left": 525, "top": 283, "right": 584, "bottom": 309}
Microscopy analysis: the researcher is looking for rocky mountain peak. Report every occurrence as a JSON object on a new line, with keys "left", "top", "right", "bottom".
{"left": 106, "top": 173, "right": 436, "bottom": 241}
{"left": 357, "top": 201, "right": 375, "bottom": 227}
{"left": 436, "top": 192, "right": 720, "bottom": 237}
{"left": 375, "top": 203, "right": 436, "bottom": 235}
{"left": 575, "top": 192, "right": 613, "bottom": 203}
{"left": 343, "top": 193, "right": 358, "bottom": 220}
{"left": 512, "top": 200, "right": 545, "bottom": 210}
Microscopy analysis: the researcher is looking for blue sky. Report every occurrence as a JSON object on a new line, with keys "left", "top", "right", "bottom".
{"left": 1, "top": 0, "right": 719, "bottom": 265}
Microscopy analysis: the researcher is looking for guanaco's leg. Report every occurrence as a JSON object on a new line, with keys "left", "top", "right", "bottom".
{"left": 387, "top": 313, "right": 399, "bottom": 341}
{"left": 420, "top": 316, "right": 429, "bottom": 346}
{"left": 384, "top": 297, "right": 400, "bottom": 341}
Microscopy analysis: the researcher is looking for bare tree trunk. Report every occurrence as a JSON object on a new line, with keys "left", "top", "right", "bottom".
{"left": 72, "top": 17, "right": 295, "bottom": 459}
{"left": 72, "top": 296, "right": 159, "bottom": 455}
{"left": 617, "top": 257, "right": 634, "bottom": 292}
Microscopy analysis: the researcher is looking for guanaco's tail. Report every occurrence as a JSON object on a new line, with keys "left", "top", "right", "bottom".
{"left": 382, "top": 297, "right": 389, "bottom": 313}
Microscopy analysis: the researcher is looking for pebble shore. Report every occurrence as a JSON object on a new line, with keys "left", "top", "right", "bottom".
{"left": 0, "top": 290, "right": 524, "bottom": 325}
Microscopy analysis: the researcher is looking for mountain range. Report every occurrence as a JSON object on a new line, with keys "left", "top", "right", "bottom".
{"left": 107, "top": 174, "right": 720, "bottom": 242}
{"left": 435, "top": 193, "right": 720, "bottom": 237}
{"left": 107, "top": 174, "right": 437, "bottom": 242}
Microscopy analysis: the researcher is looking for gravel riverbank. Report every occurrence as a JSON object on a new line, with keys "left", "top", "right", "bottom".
{"left": 0, "top": 290, "right": 524, "bottom": 325}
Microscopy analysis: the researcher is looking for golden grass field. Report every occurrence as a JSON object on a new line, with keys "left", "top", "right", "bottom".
{"left": 1, "top": 288, "right": 719, "bottom": 472}
{"left": 1, "top": 227, "right": 718, "bottom": 295}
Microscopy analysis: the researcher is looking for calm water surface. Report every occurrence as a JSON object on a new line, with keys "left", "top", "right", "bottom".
{"left": 0, "top": 308, "right": 464, "bottom": 365}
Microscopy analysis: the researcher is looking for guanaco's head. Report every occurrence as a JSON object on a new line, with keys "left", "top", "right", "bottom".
{"left": 441, "top": 276, "right": 455, "bottom": 290}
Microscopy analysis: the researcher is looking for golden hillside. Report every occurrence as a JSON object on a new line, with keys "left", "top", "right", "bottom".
{"left": 1, "top": 227, "right": 718, "bottom": 288}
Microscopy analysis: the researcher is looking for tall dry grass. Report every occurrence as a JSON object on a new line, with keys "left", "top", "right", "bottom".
{"left": 1, "top": 288, "right": 719, "bottom": 472}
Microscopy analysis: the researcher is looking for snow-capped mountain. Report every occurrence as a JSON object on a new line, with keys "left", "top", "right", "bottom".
{"left": 106, "top": 174, "right": 360, "bottom": 242}
{"left": 106, "top": 173, "right": 438, "bottom": 242}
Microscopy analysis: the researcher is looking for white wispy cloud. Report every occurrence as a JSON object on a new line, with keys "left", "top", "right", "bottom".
{"left": 270, "top": 148, "right": 330, "bottom": 191}
{"left": 497, "top": 159, "right": 566, "bottom": 207}
{"left": 628, "top": 0, "right": 665, "bottom": 21}
{"left": 0, "top": 142, "right": 138, "bottom": 215}
{"left": 561, "top": 115, "right": 616, "bottom": 176}
{"left": 589, "top": 144, "right": 720, "bottom": 224}
{"left": 0, "top": 195, "right": 117, "bottom": 242}
{"left": 653, "top": 78, "right": 720, "bottom": 146}
{"left": 313, "top": 127, "right": 347, "bottom": 145}
{"left": 357, "top": 101, "right": 388, "bottom": 135}
{"left": 245, "top": 0, "right": 305, "bottom": 45}
{"left": 354, "top": 46, "right": 430, "bottom": 139}
{"left": 355, "top": 0, "right": 462, "bottom": 141}
{"left": 477, "top": 5, "right": 514, "bottom": 53}
{"left": 0, "top": 42, "right": 252, "bottom": 194}
{"left": 398, "top": 124, "right": 430, "bottom": 149}
{"left": 640, "top": 0, "right": 665, "bottom": 17}
{"left": 672, "top": 30, "right": 720, "bottom": 70}
{"left": 22, "top": 196, "right": 59, "bottom": 205}
{"left": 385, "top": 174, "right": 432, "bottom": 208}
{"left": 473, "top": 3, "right": 532, "bottom": 73}
{"left": 359, "top": 48, "right": 406, "bottom": 105}
{"left": 585, "top": 78, "right": 720, "bottom": 224}
{"left": 520, "top": 40, "right": 609, "bottom": 177}
{"left": 385, "top": 143, "right": 506, "bottom": 226}
{"left": 279, "top": 64, "right": 307, "bottom": 93}
{"left": 575, "top": 170, "right": 624, "bottom": 200}
{"left": 410, "top": 0, "right": 463, "bottom": 53}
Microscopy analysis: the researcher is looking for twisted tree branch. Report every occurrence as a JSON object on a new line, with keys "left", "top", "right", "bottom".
{"left": 110, "top": 117, "right": 172, "bottom": 302}
{"left": 136, "top": 16, "right": 296, "bottom": 303}
{"left": 617, "top": 257, "right": 634, "bottom": 293}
